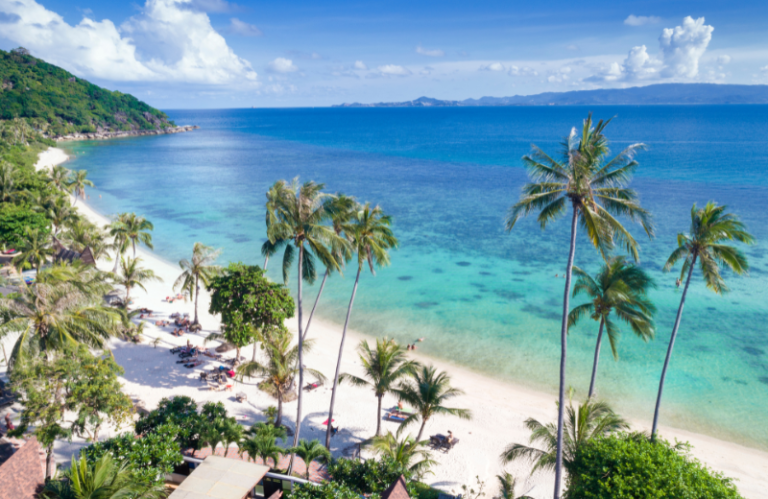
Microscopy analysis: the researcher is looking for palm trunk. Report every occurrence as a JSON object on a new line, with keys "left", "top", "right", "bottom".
{"left": 303, "top": 268, "right": 329, "bottom": 341}
{"left": 112, "top": 250, "right": 120, "bottom": 274}
{"left": 288, "top": 245, "right": 305, "bottom": 474}
{"left": 416, "top": 417, "right": 428, "bottom": 442}
{"left": 252, "top": 343, "right": 257, "bottom": 362}
{"left": 263, "top": 255, "right": 269, "bottom": 271}
{"left": 651, "top": 254, "right": 697, "bottom": 441}
{"left": 554, "top": 208, "right": 578, "bottom": 499}
{"left": 587, "top": 318, "right": 606, "bottom": 399}
{"left": 326, "top": 266, "right": 361, "bottom": 448}
{"left": 376, "top": 394, "right": 383, "bottom": 436}
{"left": 45, "top": 443, "right": 55, "bottom": 478}
{"left": 132, "top": 240, "right": 136, "bottom": 258}
{"left": 193, "top": 274, "right": 200, "bottom": 325}
{"left": 276, "top": 395, "right": 283, "bottom": 427}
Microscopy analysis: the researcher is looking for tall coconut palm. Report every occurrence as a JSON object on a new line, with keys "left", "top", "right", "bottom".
{"left": 496, "top": 471, "right": 535, "bottom": 499}
{"left": 394, "top": 364, "right": 471, "bottom": 442}
{"left": 69, "top": 170, "right": 94, "bottom": 206}
{"left": 60, "top": 220, "right": 110, "bottom": 262}
{"left": 370, "top": 431, "right": 435, "bottom": 479}
{"left": 174, "top": 243, "right": 222, "bottom": 325}
{"left": 46, "top": 165, "right": 72, "bottom": 193}
{"left": 651, "top": 202, "right": 753, "bottom": 441}
{"left": 261, "top": 181, "right": 288, "bottom": 271}
{"left": 303, "top": 193, "right": 356, "bottom": 340}
{"left": 505, "top": 115, "right": 653, "bottom": 498}
{"left": 12, "top": 227, "right": 56, "bottom": 274}
{"left": 240, "top": 434, "right": 283, "bottom": 469}
{"left": 116, "top": 257, "right": 161, "bottom": 303}
{"left": 289, "top": 439, "right": 332, "bottom": 479}
{"left": 220, "top": 418, "right": 244, "bottom": 457}
{"left": 42, "top": 195, "right": 80, "bottom": 237}
{"left": 0, "top": 268, "right": 119, "bottom": 365}
{"left": 0, "top": 162, "right": 20, "bottom": 202}
{"left": 265, "top": 179, "right": 342, "bottom": 467}
{"left": 236, "top": 327, "right": 325, "bottom": 429}
{"left": 568, "top": 257, "right": 656, "bottom": 398}
{"left": 122, "top": 213, "right": 154, "bottom": 257}
{"left": 325, "top": 203, "right": 398, "bottom": 448}
{"left": 501, "top": 398, "right": 628, "bottom": 475}
{"left": 340, "top": 337, "right": 417, "bottom": 436}
{"left": 106, "top": 214, "right": 131, "bottom": 273}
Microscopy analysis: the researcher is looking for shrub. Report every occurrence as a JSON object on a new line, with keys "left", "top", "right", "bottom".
{"left": 565, "top": 433, "right": 744, "bottom": 499}
{"left": 0, "top": 204, "right": 49, "bottom": 248}
{"left": 135, "top": 395, "right": 205, "bottom": 449}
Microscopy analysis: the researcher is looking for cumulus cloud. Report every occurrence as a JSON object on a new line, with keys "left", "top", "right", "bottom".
{"left": 659, "top": 16, "right": 713, "bottom": 78}
{"left": 761, "top": 65, "right": 768, "bottom": 73}
{"left": 416, "top": 46, "right": 445, "bottom": 57}
{"left": 480, "top": 62, "right": 505, "bottom": 71}
{"left": 566, "top": 44, "right": 579, "bottom": 51}
{"left": 377, "top": 64, "right": 411, "bottom": 76}
{"left": 508, "top": 65, "right": 538, "bottom": 76}
{"left": 624, "top": 15, "right": 661, "bottom": 26}
{"left": 229, "top": 18, "right": 262, "bottom": 36}
{"left": 717, "top": 55, "right": 731, "bottom": 65}
{"left": 0, "top": 0, "right": 257, "bottom": 84}
{"left": 267, "top": 57, "right": 298, "bottom": 73}
{"left": 353, "top": 60, "right": 368, "bottom": 70}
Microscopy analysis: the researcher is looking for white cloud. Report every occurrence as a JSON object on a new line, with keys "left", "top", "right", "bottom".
{"left": 624, "top": 15, "right": 661, "bottom": 26}
{"left": 566, "top": 44, "right": 579, "bottom": 51}
{"left": 761, "top": 65, "right": 768, "bottom": 73}
{"left": 268, "top": 57, "right": 298, "bottom": 73}
{"left": 353, "top": 60, "right": 368, "bottom": 70}
{"left": 229, "top": 18, "right": 262, "bottom": 36}
{"left": 416, "top": 45, "right": 445, "bottom": 57}
{"left": 0, "top": 0, "right": 257, "bottom": 84}
{"left": 717, "top": 55, "right": 731, "bottom": 65}
{"left": 377, "top": 64, "right": 411, "bottom": 76}
{"left": 508, "top": 65, "right": 538, "bottom": 76}
{"left": 186, "top": 0, "right": 237, "bottom": 12}
{"left": 659, "top": 16, "right": 713, "bottom": 78}
{"left": 480, "top": 62, "right": 505, "bottom": 71}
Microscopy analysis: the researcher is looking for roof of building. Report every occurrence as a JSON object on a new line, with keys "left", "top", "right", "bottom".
{"left": 54, "top": 245, "right": 95, "bottom": 266}
{"left": 168, "top": 455, "right": 270, "bottom": 499}
{"left": 381, "top": 475, "right": 411, "bottom": 499}
{"left": 0, "top": 437, "right": 45, "bottom": 499}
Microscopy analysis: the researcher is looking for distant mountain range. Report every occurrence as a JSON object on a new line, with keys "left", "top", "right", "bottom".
{"left": 333, "top": 83, "right": 768, "bottom": 107}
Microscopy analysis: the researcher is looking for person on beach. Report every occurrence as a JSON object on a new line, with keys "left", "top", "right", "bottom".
{"left": 446, "top": 430, "right": 454, "bottom": 444}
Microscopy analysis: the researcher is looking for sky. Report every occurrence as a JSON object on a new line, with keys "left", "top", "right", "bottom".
{"left": 1, "top": 0, "right": 767, "bottom": 108}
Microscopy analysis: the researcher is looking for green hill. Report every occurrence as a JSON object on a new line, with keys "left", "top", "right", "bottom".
{"left": 0, "top": 47, "right": 174, "bottom": 138}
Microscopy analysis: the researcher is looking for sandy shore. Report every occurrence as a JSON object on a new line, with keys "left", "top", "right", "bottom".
{"left": 10, "top": 147, "right": 768, "bottom": 497}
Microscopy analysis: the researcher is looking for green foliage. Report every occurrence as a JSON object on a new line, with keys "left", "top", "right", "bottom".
{"left": 289, "top": 439, "right": 332, "bottom": 478}
{"left": 0, "top": 202, "right": 50, "bottom": 248}
{"left": 325, "top": 456, "right": 421, "bottom": 496}
{"left": 565, "top": 433, "right": 744, "bottom": 499}
{"left": 287, "top": 482, "right": 362, "bottom": 499}
{"left": 135, "top": 396, "right": 203, "bottom": 449}
{"left": 0, "top": 48, "right": 173, "bottom": 136}
{"left": 83, "top": 424, "right": 183, "bottom": 483}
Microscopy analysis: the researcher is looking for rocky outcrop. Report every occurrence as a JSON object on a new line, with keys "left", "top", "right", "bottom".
{"left": 55, "top": 125, "right": 199, "bottom": 142}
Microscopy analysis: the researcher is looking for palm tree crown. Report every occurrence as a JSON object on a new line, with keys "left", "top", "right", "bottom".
{"left": 289, "top": 439, "right": 332, "bottom": 479}
{"left": 116, "top": 256, "right": 161, "bottom": 303}
{"left": 568, "top": 257, "right": 656, "bottom": 397}
{"left": 69, "top": 170, "right": 94, "bottom": 205}
{"left": 370, "top": 431, "right": 435, "bottom": 479}
{"left": 174, "top": 242, "right": 222, "bottom": 325}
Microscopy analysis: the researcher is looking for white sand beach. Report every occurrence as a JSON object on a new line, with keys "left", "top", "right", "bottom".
{"left": 8, "top": 147, "right": 767, "bottom": 498}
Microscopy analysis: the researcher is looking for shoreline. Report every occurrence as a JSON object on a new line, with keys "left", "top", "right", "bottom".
{"left": 31, "top": 146, "right": 768, "bottom": 497}
{"left": 53, "top": 125, "right": 199, "bottom": 143}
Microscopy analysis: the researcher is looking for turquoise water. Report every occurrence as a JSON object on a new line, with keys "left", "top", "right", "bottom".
{"left": 63, "top": 106, "right": 768, "bottom": 450}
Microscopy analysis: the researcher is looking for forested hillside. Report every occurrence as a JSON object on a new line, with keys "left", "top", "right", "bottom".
{"left": 0, "top": 47, "right": 173, "bottom": 137}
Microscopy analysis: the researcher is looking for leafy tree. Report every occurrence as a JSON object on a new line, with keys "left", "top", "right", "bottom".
{"left": 12, "top": 226, "right": 56, "bottom": 273}
{"left": 370, "top": 431, "right": 435, "bottom": 479}
{"left": 565, "top": 433, "right": 744, "bottom": 499}
{"left": 651, "top": 202, "right": 754, "bottom": 441}
{"left": 395, "top": 364, "right": 471, "bottom": 441}
{"left": 208, "top": 262, "right": 294, "bottom": 362}
{"left": 0, "top": 161, "right": 22, "bottom": 202}
{"left": 289, "top": 439, "right": 332, "bottom": 479}
{"left": 340, "top": 337, "right": 417, "bottom": 435}
{"left": 501, "top": 397, "right": 628, "bottom": 475}
{"left": 174, "top": 242, "right": 222, "bottom": 325}
{"left": 505, "top": 115, "right": 653, "bottom": 497}
{"left": 83, "top": 424, "right": 183, "bottom": 483}
{"left": 568, "top": 257, "right": 656, "bottom": 398}
{"left": 116, "top": 256, "right": 161, "bottom": 303}
{"left": 323, "top": 456, "right": 422, "bottom": 496}
{"left": 326, "top": 203, "right": 398, "bottom": 447}
{"left": 135, "top": 396, "right": 203, "bottom": 449}
{"left": 0, "top": 204, "right": 49, "bottom": 250}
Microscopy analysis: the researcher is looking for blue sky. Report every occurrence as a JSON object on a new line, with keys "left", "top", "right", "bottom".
{"left": 1, "top": 0, "right": 767, "bottom": 108}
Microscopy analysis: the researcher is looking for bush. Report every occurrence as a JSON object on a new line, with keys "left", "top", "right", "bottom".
{"left": 287, "top": 482, "right": 363, "bottom": 499}
{"left": 0, "top": 203, "right": 49, "bottom": 248}
{"left": 135, "top": 396, "right": 205, "bottom": 449}
{"left": 565, "top": 433, "right": 744, "bottom": 499}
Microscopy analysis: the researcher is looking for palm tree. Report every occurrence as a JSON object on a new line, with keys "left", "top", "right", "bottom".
{"left": 69, "top": 170, "right": 94, "bottom": 205}
{"left": 394, "top": 365, "right": 471, "bottom": 442}
{"left": 236, "top": 327, "right": 325, "bottom": 428}
{"left": 326, "top": 203, "right": 398, "bottom": 448}
{"left": 0, "top": 162, "right": 20, "bottom": 202}
{"left": 122, "top": 213, "right": 154, "bottom": 257}
{"left": 505, "top": 115, "right": 653, "bottom": 498}
{"left": 568, "top": 257, "right": 656, "bottom": 398}
{"left": 651, "top": 202, "right": 753, "bottom": 441}
{"left": 12, "top": 227, "right": 56, "bottom": 274}
{"left": 116, "top": 257, "right": 161, "bottom": 303}
{"left": 174, "top": 242, "right": 222, "bottom": 325}
{"left": 43, "top": 453, "right": 165, "bottom": 499}
{"left": 261, "top": 181, "right": 288, "bottom": 271}
{"left": 0, "top": 267, "right": 119, "bottom": 364}
{"left": 247, "top": 422, "right": 288, "bottom": 442}
{"left": 495, "top": 471, "right": 534, "bottom": 499}
{"left": 199, "top": 420, "right": 227, "bottom": 456}
{"left": 370, "top": 431, "right": 435, "bottom": 479}
{"left": 106, "top": 214, "right": 131, "bottom": 273}
{"left": 289, "top": 439, "right": 332, "bottom": 479}
{"left": 240, "top": 434, "right": 283, "bottom": 469}
{"left": 60, "top": 220, "right": 110, "bottom": 262}
{"left": 46, "top": 165, "right": 72, "bottom": 193}
{"left": 264, "top": 179, "right": 343, "bottom": 465}
{"left": 220, "top": 418, "right": 244, "bottom": 457}
{"left": 500, "top": 397, "right": 628, "bottom": 475}
{"left": 303, "top": 193, "right": 356, "bottom": 339}
{"left": 340, "top": 337, "right": 417, "bottom": 435}
{"left": 42, "top": 196, "right": 80, "bottom": 237}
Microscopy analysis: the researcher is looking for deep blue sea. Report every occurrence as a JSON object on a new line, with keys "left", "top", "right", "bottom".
{"left": 62, "top": 106, "right": 768, "bottom": 450}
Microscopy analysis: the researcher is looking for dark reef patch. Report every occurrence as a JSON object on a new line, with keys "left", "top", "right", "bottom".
{"left": 743, "top": 347, "right": 764, "bottom": 357}
{"left": 759, "top": 376, "right": 768, "bottom": 386}
{"left": 456, "top": 261, "right": 471, "bottom": 267}
{"left": 432, "top": 268, "right": 444, "bottom": 274}
{"left": 479, "top": 271, "right": 494, "bottom": 276}
{"left": 398, "top": 276, "right": 413, "bottom": 281}
{"left": 415, "top": 301, "right": 439, "bottom": 309}
{"left": 522, "top": 304, "right": 561, "bottom": 321}
{"left": 494, "top": 289, "right": 524, "bottom": 301}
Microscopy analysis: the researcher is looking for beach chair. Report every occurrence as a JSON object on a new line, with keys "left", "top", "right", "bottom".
{"left": 384, "top": 411, "right": 407, "bottom": 423}
{"left": 236, "top": 392, "right": 247, "bottom": 402}
{"left": 303, "top": 380, "right": 324, "bottom": 392}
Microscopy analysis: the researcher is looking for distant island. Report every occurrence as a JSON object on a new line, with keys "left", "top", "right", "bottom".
{"left": 333, "top": 83, "right": 768, "bottom": 108}
{"left": 0, "top": 47, "right": 196, "bottom": 140}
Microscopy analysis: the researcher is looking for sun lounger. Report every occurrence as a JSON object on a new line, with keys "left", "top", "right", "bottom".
{"left": 185, "top": 360, "right": 202, "bottom": 368}
{"left": 384, "top": 411, "right": 408, "bottom": 423}
{"left": 303, "top": 380, "right": 324, "bottom": 392}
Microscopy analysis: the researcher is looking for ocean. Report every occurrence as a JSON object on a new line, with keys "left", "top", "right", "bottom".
{"left": 62, "top": 106, "right": 768, "bottom": 450}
